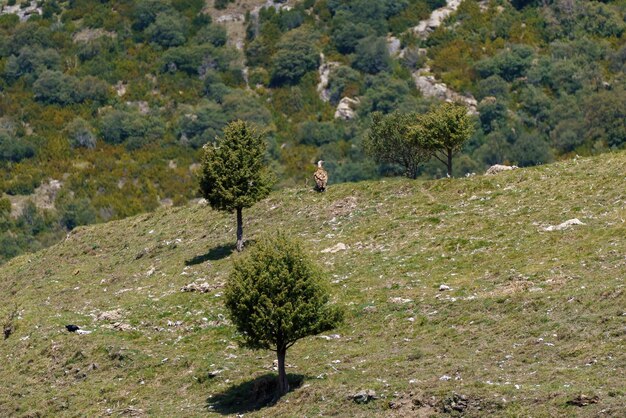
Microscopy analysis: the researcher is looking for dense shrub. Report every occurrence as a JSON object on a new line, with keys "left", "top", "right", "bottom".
{"left": 146, "top": 13, "right": 187, "bottom": 47}
{"left": 65, "top": 118, "right": 97, "bottom": 149}
{"left": 0, "top": 133, "right": 35, "bottom": 163}
{"left": 270, "top": 30, "right": 319, "bottom": 86}
{"left": 352, "top": 36, "right": 391, "bottom": 74}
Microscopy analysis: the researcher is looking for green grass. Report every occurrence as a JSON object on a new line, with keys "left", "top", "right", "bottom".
{"left": 1, "top": 152, "right": 625, "bottom": 417}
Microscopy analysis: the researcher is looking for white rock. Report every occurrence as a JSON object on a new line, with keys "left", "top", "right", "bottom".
{"left": 412, "top": 69, "right": 477, "bottom": 114}
{"left": 321, "top": 243, "right": 348, "bottom": 253}
{"left": 387, "top": 36, "right": 402, "bottom": 56}
{"left": 439, "top": 284, "right": 451, "bottom": 291}
{"left": 439, "top": 374, "right": 452, "bottom": 381}
{"left": 317, "top": 53, "right": 339, "bottom": 102}
{"left": 334, "top": 97, "right": 360, "bottom": 120}
{"left": 412, "top": 0, "right": 462, "bottom": 39}
{"left": 388, "top": 297, "right": 413, "bottom": 304}
{"left": 485, "top": 164, "right": 518, "bottom": 175}
{"left": 543, "top": 219, "right": 585, "bottom": 232}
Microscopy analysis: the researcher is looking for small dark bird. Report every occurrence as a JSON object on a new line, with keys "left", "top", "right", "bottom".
{"left": 65, "top": 324, "right": 80, "bottom": 332}
{"left": 313, "top": 160, "right": 328, "bottom": 192}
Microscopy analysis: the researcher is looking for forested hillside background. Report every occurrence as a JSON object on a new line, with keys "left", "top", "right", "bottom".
{"left": 1, "top": 0, "right": 625, "bottom": 263}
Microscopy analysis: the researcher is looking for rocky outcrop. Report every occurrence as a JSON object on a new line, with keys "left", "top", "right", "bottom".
{"left": 317, "top": 53, "right": 339, "bottom": 102}
{"left": 412, "top": 0, "right": 462, "bottom": 39}
{"left": 334, "top": 97, "right": 360, "bottom": 120}
{"left": 387, "top": 36, "right": 402, "bottom": 56}
{"left": 413, "top": 68, "right": 478, "bottom": 114}
{"left": 485, "top": 164, "right": 518, "bottom": 175}
{"left": 0, "top": 1, "right": 41, "bottom": 21}
{"left": 404, "top": 0, "right": 478, "bottom": 114}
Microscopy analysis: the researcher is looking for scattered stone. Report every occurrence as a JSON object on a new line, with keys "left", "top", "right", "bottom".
{"left": 566, "top": 394, "right": 599, "bottom": 407}
{"left": 208, "top": 370, "right": 222, "bottom": 378}
{"left": 543, "top": 219, "right": 585, "bottom": 232}
{"left": 321, "top": 243, "right": 348, "bottom": 253}
{"left": 319, "top": 334, "right": 341, "bottom": 340}
{"left": 485, "top": 164, "right": 518, "bottom": 175}
{"left": 76, "top": 329, "right": 92, "bottom": 335}
{"left": 181, "top": 281, "right": 221, "bottom": 293}
{"left": 350, "top": 389, "right": 377, "bottom": 404}
{"left": 389, "top": 297, "right": 413, "bottom": 304}
{"left": 441, "top": 393, "right": 470, "bottom": 413}
{"left": 112, "top": 322, "right": 133, "bottom": 331}
{"left": 363, "top": 305, "right": 377, "bottom": 313}
{"left": 439, "top": 284, "right": 451, "bottom": 291}
{"left": 146, "top": 266, "right": 156, "bottom": 277}
{"left": 439, "top": 374, "right": 452, "bottom": 381}
{"left": 96, "top": 310, "right": 123, "bottom": 322}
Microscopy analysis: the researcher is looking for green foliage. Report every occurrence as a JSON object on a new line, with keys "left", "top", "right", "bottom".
{"left": 214, "top": 0, "right": 234, "bottom": 10}
{"left": 331, "top": 13, "right": 374, "bottom": 54}
{"left": 225, "top": 231, "right": 343, "bottom": 392}
{"left": 366, "top": 111, "right": 429, "bottom": 179}
{"left": 32, "top": 70, "right": 108, "bottom": 105}
{"left": 352, "top": 36, "right": 391, "bottom": 74}
{"left": 511, "top": 132, "right": 552, "bottom": 167}
{"left": 297, "top": 121, "right": 340, "bottom": 146}
{"left": 475, "top": 44, "right": 534, "bottom": 82}
{"left": 194, "top": 25, "right": 227, "bottom": 47}
{"left": 99, "top": 108, "right": 164, "bottom": 147}
{"left": 176, "top": 101, "right": 228, "bottom": 148}
{"left": 199, "top": 120, "right": 274, "bottom": 213}
{"left": 0, "top": 132, "right": 35, "bottom": 163}
{"left": 270, "top": 30, "right": 319, "bottom": 86}
{"left": 146, "top": 13, "right": 187, "bottom": 48}
{"left": 65, "top": 117, "right": 96, "bottom": 149}
{"left": 416, "top": 102, "right": 475, "bottom": 176}
{"left": 225, "top": 232, "right": 343, "bottom": 351}
{"left": 58, "top": 197, "right": 97, "bottom": 230}
{"left": 327, "top": 66, "right": 361, "bottom": 105}
{"left": 131, "top": 0, "right": 172, "bottom": 31}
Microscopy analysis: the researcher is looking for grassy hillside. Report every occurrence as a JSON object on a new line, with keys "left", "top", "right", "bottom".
{"left": 1, "top": 152, "right": 625, "bottom": 417}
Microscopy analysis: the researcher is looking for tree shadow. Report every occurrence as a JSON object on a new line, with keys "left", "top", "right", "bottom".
{"left": 185, "top": 243, "right": 237, "bottom": 265}
{"left": 206, "top": 373, "right": 305, "bottom": 415}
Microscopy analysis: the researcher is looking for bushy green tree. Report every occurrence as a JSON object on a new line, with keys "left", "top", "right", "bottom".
{"left": 65, "top": 117, "right": 96, "bottom": 149}
{"left": 270, "top": 30, "right": 319, "bottom": 86}
{"left": 0, "top": 132, "right": 35, "bottom": 163}
{"left": 146, "top": 13, "right": 187, "bottom": 48}
{"left": 419, "top": 102, "right": 475, "bottom": 177}
{"left": 132, "top": 0, "right": 172, "bottom": 31}
{"left": 475, "top": 44, "right": 533, "bottom": 82}
{"left": 352, "top": 36, "right": 391, "bottom": 74}
{"left": 224, "top": 232, "right": 343, "bottom": 395}
{"left": 367, "top": 111, "right": 429, "bottom": 179}
{"left": 199, "top": 120, "right": 274, "bottom": 251}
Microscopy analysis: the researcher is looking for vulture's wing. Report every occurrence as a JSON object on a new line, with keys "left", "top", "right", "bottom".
{"left": 314, "top": 168, "right": 328, "bottom": 189}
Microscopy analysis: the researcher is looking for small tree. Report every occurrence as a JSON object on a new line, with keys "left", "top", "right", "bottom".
{"left": 224, "top": 233, "right": 343, "bottom": 395}
{"left": 366, "top": 111, "right": 430, "bottom": 179}
{"left": 199, "top": 120, "right": 273, "bottom": 252}
{"left": 418, "top": 102, "right": 475, "bottom": 177}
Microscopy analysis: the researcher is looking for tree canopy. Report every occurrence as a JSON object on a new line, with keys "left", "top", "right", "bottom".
{"left": 225, "top": 232, "right": 343, "bottom": 394}
{"left": 199, "top": 120, "right": 274, "bottom": 251}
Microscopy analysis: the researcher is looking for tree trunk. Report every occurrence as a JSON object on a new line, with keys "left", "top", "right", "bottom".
{"left": 446, "top": 148, "right": 453, "bottom": 178}
{"left": 277, "top": 347, "right": 289, "bottom": 396}
{"left": 236, "top": 207, "right": 243, "bottom": 252}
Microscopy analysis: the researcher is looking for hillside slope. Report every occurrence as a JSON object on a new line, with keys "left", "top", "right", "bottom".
{"left": 1, "top": 153, "right": 625, "bottom": 417}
